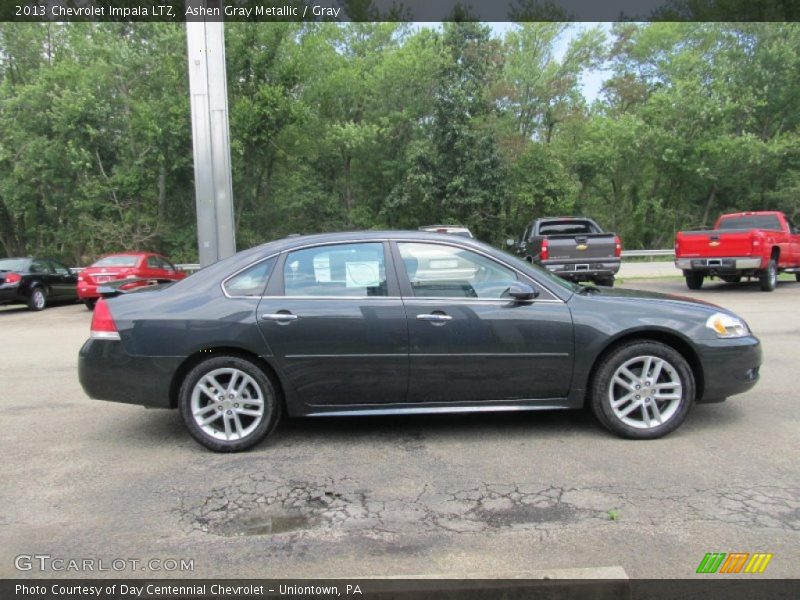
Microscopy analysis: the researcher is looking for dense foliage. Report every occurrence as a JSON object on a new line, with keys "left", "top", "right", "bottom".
{"left": 1, "top": 22, "right": 799, "bottom": 263}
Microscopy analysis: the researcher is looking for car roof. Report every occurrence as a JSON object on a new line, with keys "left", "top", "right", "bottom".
{"left": 251, "top": 230, "right": 485, "bottom": 253}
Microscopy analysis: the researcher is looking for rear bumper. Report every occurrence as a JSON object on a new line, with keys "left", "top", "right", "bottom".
{"left": 78, "top": 339, "right": 181, "bottom": 408}
{"left": 696, "top": 335, "right": 762, "bottom": 402}
{"left": 0, "top": 284, "right": 22, "bottom": 304}
{"left": 542, "top": 258, "right": 621, "bottom": 279}
{"left": 77, "top": 284, "right": 101, "bottom": 300}
{"left": 676, "top": 257, "right": 764, "bottom": 271}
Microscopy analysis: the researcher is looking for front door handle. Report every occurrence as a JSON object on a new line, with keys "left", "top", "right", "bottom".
{"left": 261, "top": 313, "right": 298, "bottom": 322}
{"left": 416, "top": 313, "right": 453, "bottom": 322}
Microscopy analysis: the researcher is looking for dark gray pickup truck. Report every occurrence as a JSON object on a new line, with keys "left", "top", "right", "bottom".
{"left": 508, "top": 217, "right": 622, "bottom": 286}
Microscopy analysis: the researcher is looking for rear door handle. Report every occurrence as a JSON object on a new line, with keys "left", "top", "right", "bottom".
{"left": 261, "top": 313, "right": 298, "bottom": 322}
{"left": 416, "top": 313, "right": 453, "bottom": 322}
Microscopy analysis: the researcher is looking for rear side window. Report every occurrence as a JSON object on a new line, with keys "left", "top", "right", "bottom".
{"left": 718, "top": 215, "right": 782, "bottom": 231}
{"left": 283, "top": 242, "right": 387, "bottom": 297}
{"left": 223, "top": 257, "right": 276, "bottom": 297}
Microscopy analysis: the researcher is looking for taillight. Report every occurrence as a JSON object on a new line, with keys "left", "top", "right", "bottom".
{"left": 4, "top": 272, "right": 21, "bottom": 284}
{"left": 540, "top": 238, "right": 549, "bottom": 261}
{"left": 90, "top": 298, "right": 120, "bottom": 340}
{"left": 614, "top": 235, "right": 622, "bottom": 258}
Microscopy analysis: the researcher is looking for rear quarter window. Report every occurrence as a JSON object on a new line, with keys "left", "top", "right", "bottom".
{"left": 223, "top": 257, "right": 276, "bottom": 297}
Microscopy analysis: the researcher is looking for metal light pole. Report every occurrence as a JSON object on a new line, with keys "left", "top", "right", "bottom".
{"left": 186, "top": 0, "right": 236, "bottom": 266}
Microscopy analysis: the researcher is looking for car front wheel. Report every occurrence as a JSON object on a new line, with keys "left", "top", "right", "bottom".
{"left": 179, "top": 356, "right": 280, "bottom": 452}
{"left": 590, "top": 341, "right": 695, "bottom": 439}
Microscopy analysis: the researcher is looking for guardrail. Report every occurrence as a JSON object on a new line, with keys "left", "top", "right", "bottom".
{"left": 621, "top": 249, "right": 674, "bottom": 258}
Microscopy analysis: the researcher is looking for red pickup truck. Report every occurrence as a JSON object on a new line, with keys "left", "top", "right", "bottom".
{"left": 675, "top": 211, "right": 800, "bottom": 291}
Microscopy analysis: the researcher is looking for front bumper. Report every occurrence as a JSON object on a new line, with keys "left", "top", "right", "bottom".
{"left": 696, "top": 335, "right": 762, "bottom": 402}
{"left": 78, "top": 338, "right": 182, "bottom": 408}
{"left": 676, "top": 257, "right": 763, "bottom": 271}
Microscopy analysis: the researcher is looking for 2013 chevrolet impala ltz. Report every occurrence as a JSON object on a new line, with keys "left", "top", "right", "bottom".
{"left": 78, "top": 231, "right": 761, "bottom": 452}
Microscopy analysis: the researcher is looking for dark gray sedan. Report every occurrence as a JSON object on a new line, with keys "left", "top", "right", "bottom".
{"left": 78, "top": 231, "right": 761, "bottom": 452}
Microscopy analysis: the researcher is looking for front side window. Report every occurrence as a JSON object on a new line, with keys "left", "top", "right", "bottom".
{"left": 50, "top": 261, "right": 70, "bottom": 275}
{"left": 223, "top": 257, "right": 276, "bottom": 297}
{"left": 398, "top": 243, "right": 518, "bottom": 299}
{"left": 284, "top": 243, "right": 387, "bottom": 297}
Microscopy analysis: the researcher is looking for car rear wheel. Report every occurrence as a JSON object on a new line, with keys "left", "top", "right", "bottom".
{"left": 759, "top": 259, "right": 777, "bottom": 292}
{"left": 684, "top": 271, "right": 703, "bottom": 290}
{"left": 179, "top": 356, "right": 280, "bottom": 452}
{"left": 84, "top": 299, "right": 97, "bottom": 310}
{"left": 27, "top": 287, "right": 47, "bottom": 311}
{"left": 590, "top": 341, "right": 695, "bottom": 439}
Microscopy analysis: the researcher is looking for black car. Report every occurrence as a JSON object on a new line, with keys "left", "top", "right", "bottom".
{"left": 0, "top": 257, "right": 79, "bottom": 311}
{"left": 78, "top": 231, "right": 761, "bottom": 452}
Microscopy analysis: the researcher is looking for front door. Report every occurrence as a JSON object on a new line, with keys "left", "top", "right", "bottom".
{"left": 256, "top": 241, "right": 408, "bottom": 408}
{"left": 393, "top": 241, "right": 574, "bottom": 403}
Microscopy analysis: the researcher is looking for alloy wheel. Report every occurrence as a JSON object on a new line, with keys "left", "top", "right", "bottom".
{"left": 608, "top": 355, "right": 683, "bottom": 429}
{"left": 190, "top": 367, "right": 266, "bottom": 441}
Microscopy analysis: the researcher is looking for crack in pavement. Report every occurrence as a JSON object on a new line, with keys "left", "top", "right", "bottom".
{"left": 173, "top": 475, "right": 800, "bottom": 540}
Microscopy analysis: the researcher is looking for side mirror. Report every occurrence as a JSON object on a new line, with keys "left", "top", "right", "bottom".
{"left": 508, "top": 282, "right": 539, "bottom": 301}
{"left": 505, "top": 238, "right": 516, "bottom": 248}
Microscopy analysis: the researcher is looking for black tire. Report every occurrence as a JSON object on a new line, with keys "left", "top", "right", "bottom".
{"left": 27, "top": 286, "right": 47, "bottom": 311}
{"left": 684, "top": 271, "right": 704, "bottom": 290}
{"left": 720, "top": 275, "right": 741, "bottom": 284}
{"left": 796, "top": 273, "right": 800, "bottom": 283}
{"left": 595, "top": 276, "right": 615, "bottom": 287}
{"left": 590, "top": 340, "right": 695, "bottom": 440}
{"left": 84, "top": 299, "right": 97, "bottom": 310}
{"left": 758, "top": 259, "right": 777, "bottom": 292}
{"left": 179, "top": 355, "right": 281, "bottom": 452}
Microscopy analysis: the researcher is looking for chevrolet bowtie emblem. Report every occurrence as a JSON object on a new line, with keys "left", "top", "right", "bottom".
{"left": 709, "top": 241, "right": 720, "bottom": 246}
{"left": 576, "top": 244, "right": 588, "bottom": 251}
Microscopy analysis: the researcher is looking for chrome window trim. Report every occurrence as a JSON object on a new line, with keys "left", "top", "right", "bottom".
{"left": 220, "top": 237, "right": 566, "bottom": 303}
{"left": 220, "top": 253, "right": 280, "bottom": 299}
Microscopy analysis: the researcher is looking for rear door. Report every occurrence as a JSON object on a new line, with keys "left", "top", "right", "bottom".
{"left": 256, "top": 241, "right": 409, "bottom": 408}
{"left": 393, "top": 241, "right": 574, "bottom": 403}
{"left": 48, "top": 260, "right": 77, "bottom": 299}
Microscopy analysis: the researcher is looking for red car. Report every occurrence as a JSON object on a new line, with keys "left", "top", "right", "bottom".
{"left": 78, "top": 252, "right": 186, "bottom": 308}
{"left": 675, "top": 211, "right": 800, "bottom": 291}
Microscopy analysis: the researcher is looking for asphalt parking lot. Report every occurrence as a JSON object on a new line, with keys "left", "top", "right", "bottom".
{"left": 2, "top": 277, "right": 799, "bottom": 579}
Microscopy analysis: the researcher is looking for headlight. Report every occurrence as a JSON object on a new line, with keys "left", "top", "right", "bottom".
{"left": 705, "top": 312, "right": 749, "bottom": 338}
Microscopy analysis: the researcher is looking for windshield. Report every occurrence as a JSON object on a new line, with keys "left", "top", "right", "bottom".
{"left": 497, "top": 248, "right": 580, "bottom": 293}
{"left": 718, "top": 215, "right": 782, "bottom": 231}
{"left": 0, "top": 258, "right": 30, "bottom": 271}
{"left": 91, "top": 255, "right": 140, "bottom": 267}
